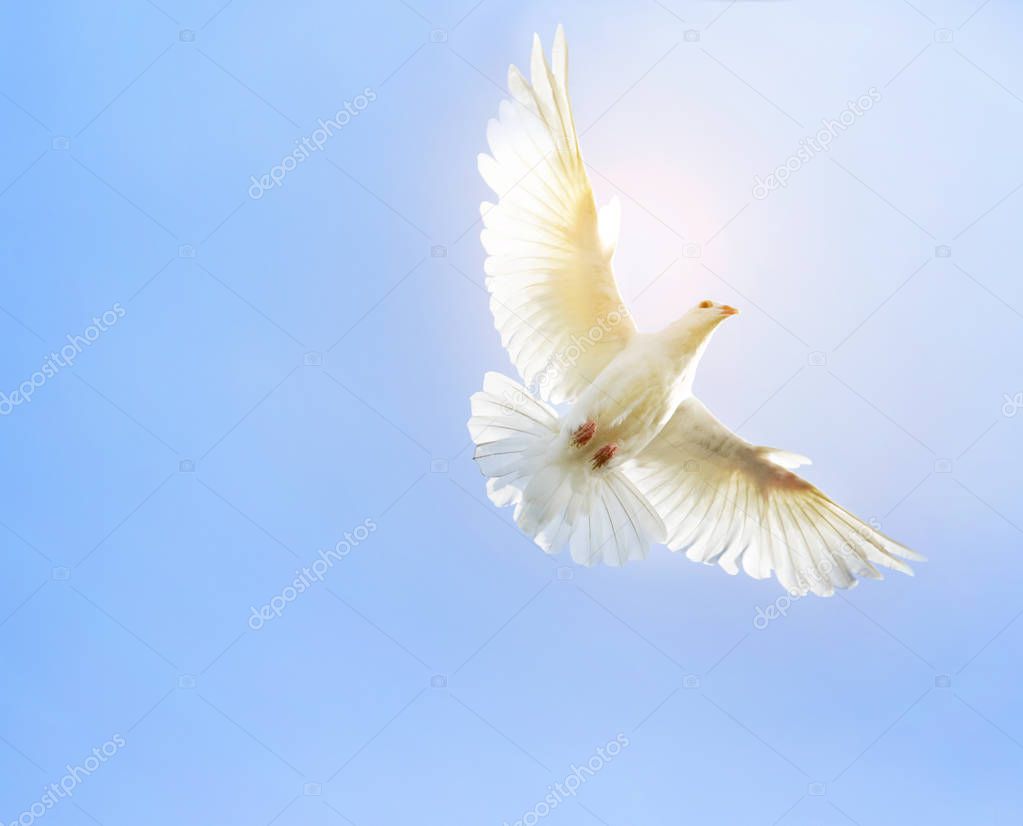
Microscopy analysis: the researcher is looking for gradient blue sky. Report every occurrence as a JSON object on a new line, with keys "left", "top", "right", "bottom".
{"left": 2, "top": 1, "right": 1022, "bottom": 824}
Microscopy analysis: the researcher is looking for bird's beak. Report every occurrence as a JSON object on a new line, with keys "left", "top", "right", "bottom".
{"left": 720, "top": 305, "right": 739, "bottom": 317}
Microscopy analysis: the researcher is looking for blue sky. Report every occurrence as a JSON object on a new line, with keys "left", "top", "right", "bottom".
{"left": 2, "top": 1, "right": 1022, "bottom": 824}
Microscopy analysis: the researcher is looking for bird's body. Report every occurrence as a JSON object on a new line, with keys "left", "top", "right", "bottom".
{"left": 559, "top": 316, "right": 725, "bottom": 468}
{"left": 468, "top": 26, "right": 922, "bottom": 594}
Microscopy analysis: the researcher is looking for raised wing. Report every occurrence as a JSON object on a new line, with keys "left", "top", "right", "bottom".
{"left": 478, "top": 26, "right": 635, "bottom": 404}
{"left": 626, "top": 398, "right": 923, "bottom": 596}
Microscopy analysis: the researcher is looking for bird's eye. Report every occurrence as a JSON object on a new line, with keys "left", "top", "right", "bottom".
{"left": 699, "top": 300, "right": 714, "bottom": 309}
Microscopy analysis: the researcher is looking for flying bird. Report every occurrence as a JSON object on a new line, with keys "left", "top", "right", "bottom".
{"left": 467, "top": 26, "right": 921, "bottom": 596}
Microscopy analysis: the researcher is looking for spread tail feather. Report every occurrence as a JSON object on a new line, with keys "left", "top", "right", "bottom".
{"left": 468, "top": 372, "right": 664, "bottom": 566}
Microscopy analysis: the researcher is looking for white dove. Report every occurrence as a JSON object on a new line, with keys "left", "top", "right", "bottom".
{"left": 467, "top": 26, "right": 921, "bottom": 596}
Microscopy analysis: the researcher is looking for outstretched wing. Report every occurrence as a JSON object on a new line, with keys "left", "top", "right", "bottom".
{"left": 626, "top": 398, "right": 923, "bottom": 596}
{"left": 479, "top": 25, "right": 635, "bottom": 405}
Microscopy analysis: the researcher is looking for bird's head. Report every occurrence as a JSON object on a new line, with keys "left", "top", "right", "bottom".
{"left": 692, "top": 299, "right": 740, "bottom": 323}
{"left": 659, "top": 299, "right": 740, "bottom": 361}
